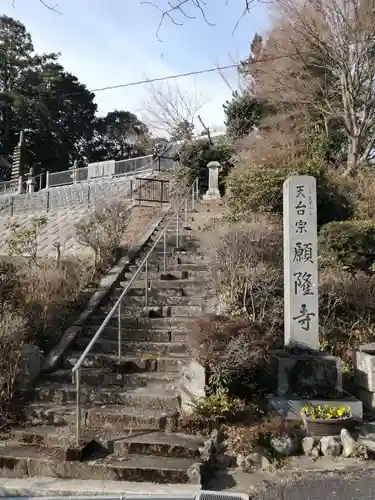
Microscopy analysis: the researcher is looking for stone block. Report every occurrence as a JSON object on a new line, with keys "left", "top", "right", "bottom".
{"left": 269, "top": 394, "right": 363, "bottom": 421}
{"left": 274, "top": 350, "right": 342, "bottom": 397}
{"left": 180, "top": 359, "right": 206, "bottom": 414}
{"left": 18, "top": 343, "right": 43, "bottom": 392}
{"left": 358, "top": 387, "right": 375, "bottom": 411}
{"left": 353, "top": 346, "right": 375, "bottom": 392}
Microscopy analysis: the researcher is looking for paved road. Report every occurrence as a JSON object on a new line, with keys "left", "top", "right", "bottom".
{"left": 253, "top": 470, "right": 375, "bottom": 499}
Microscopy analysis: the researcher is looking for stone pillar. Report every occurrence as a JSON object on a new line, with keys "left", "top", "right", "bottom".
{"left": 283, "top": 175, "right": 319, "bottom": 351}
{"left": 203, "top": 161, "right": 221, "bottom": 202}
{"left": 26, "top": 167, "right": 36, "bottom": 193}
{"left": 70, "top": 160, "right": 79, "bottom": 184}
{"left": 11, "top": 130, "right": 27, "bottom": 185}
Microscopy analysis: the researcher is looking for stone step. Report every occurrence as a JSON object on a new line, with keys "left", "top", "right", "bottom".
{"left": 99, "top": 304, "right": 203, "bottom": 317}
{"left": 33, "top": 382, "right": 179, "bottom": 410}
{"left": 85, "top": 325, "right": 190, "bottom": 342}
{"left": 75, "top": 338, "right": 188, "bottom": 356}
{"left": 86, "top": 316, "right": 194, "bottom": 330}
{"left": 137, "top": 250, "right": 207, "bottom": 263}
{"left": 112, "top": 431, "right": 203, "bottom": 459}
{"left": 44, "top": 369, "right": 180, "bottom": 387}
{"left": 128, "top": 262, "right": 210, "bottom": 273}
{"left": 127, "top": 279, "right": 208, "bottom": 290}
{"left": 124, "top": 269, "right": 211, "bottom": 280}
{"left": 24, "top": 403, "right": 178, "bottom": 430}
{"left": 148, "top": 232, "right": 194, "bottom": 243}
{"left": 109, "top": 295, "right": 204, "bottom": 307}
{"left": 0, "top": 444, "right": 197, "bottom": 483}
{"left": 8, "top": 427, "right": 203, "bottom": 460}
{"left": 64, "top": 352, "right": 187, "bottom": 372}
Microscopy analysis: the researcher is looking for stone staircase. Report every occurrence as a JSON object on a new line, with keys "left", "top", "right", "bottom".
{"left": 0, "top": 210, "right": 214, "bottom": 485}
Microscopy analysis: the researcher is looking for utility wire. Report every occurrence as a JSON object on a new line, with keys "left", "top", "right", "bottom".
{"left": 41, "top": 37, "right": 375, "bottom": 96}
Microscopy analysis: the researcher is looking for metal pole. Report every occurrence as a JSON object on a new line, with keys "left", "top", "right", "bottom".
{"left": 195, "top": 178, "right": 199, "bottom": 202}
{"left": 192, "top": 183, "right": 195, "bottom": 212}
{"left": 145, "top": 261, "right": 148, "bottom": 309}
{"left": 184, "top": 197, "right": 188, "bottom": 229}
{"left": 176, "top": 211, "right": 180, "bottom": 248}
{"left": 75, "top": 369, "right": 81, "bottom": 446}
{"left": 118, "top": 299, "right": 122, "bottom": 364}
{"left": 163, "top": 232, "right": 167, "bottom": 275}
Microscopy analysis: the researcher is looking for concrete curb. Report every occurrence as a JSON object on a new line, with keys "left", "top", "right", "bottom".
{"left": 0, "top": 476, "right": 200, "bottom": 497}
{"left": 42, "top": 204, "right": 171, "bottom": 373}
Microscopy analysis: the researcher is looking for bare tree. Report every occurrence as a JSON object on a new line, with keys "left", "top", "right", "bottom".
{"left": 143, "top": 81, "right": 205, "bottom": 140}
{"left": 245, "top": 0, "right": 375, "bottom": 174}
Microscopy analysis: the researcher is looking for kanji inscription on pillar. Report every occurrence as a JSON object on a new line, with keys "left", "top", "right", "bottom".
{"left": 283, "top": 175, "right": 319, "bottom": 350}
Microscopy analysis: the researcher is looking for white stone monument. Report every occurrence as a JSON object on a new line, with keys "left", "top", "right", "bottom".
{"left": 203, "top": 161, "right": 221, "bottom": 201}
{"left": 283, "top": 175, "right": 319, "bottom": 351}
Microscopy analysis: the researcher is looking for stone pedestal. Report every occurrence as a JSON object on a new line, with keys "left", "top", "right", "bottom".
{"left": 274, "top": 350, "right": 342, "bottom": 397}
{"left": 353, "top": 343, "right": 375, "bottom": 410}
{"left": 203, "top": 161, "right": 221, "bottom": 202}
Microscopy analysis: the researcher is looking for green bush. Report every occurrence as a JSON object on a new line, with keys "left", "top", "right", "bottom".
{"left": 319, "top": 219, "right": 375, "bottom": 271}
{"left": 178, "top": 138, "right": 235, "bottom": 194}
{"left": 226, "top": 160, "right": 353, "bottom": 226}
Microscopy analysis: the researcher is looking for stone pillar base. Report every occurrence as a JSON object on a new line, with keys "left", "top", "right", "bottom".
{"left": 202, "top": 189, "right": 221, "bottom": 202}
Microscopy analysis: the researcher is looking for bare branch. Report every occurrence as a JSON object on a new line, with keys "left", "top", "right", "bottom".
{"left": 39, "top": 0, "right": 62, "bottom": 12}
{"left": 142, "top": 0, "right": 254, "bottom": 41}
{"left": 143, "top": 80, "right": 206, "bottom": 138}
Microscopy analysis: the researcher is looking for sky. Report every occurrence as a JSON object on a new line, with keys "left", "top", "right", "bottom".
{"left": 1, "top": 0, "right": 270, "bottom": 134}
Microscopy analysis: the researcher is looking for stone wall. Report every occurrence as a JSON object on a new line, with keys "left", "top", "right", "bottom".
{"left": 0, "top": 176, "right": 136, "bottom": 218}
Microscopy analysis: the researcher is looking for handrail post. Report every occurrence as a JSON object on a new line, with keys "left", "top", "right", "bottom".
{"left": 184, "top": 197, "right": 188, "bottom": 229}
{"left": 195, "top": 177, "right": 199, "bottom": 203}
{"left": 145, "top": 261, "right": 148, "bottom": 309}
{"left": 191, "top": 183, "right": 195, "bottom": 212}
{"left": 75, "top": 369, "right": 81, "bottom": 446}
{"left": 118, "top": 299, "right": 122, "bottom": 364}
{"left": 176, "top": 211, "right": 180, "bottom": 248}
{"left": 163, "top": 232, "right": 167, "bottom": 275}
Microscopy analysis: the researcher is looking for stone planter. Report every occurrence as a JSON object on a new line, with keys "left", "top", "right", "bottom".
{"left": 305, "top": 417, "right": 354, "bottom": 437}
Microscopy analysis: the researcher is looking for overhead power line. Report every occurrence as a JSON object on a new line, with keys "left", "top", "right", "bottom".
{"left": 88, "top": 63, "right": 239, "bottom": 94}
{"left": 51, "top": 37, "right": 375, "bottom": 97}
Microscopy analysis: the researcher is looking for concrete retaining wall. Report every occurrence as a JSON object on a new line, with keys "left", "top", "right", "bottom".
{"left": 0, "top": 176, "right": 140, "bottom": 218}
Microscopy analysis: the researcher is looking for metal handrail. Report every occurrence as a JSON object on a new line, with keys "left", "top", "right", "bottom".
{"left": 72, "top": 177, "right": 199, "bottom": 444}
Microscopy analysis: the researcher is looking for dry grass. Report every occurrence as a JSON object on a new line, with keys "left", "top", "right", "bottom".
{"left": 120, "top": 206, "right": 159, "bottom": 247}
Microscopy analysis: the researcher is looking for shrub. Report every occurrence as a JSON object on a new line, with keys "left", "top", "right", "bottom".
{"left": 226, "top": 159, "right": 353, "bottom": 225}
{"left": 75, "top": 199, "right": 131, "bottom": 268}
{"left": 193, "top": 389, "right": 242, "bottom": 420}
{"left": 223, "top": 417, "right": 300, "bottom": 458}
{"left": 190, "top": 315, "right": 279, "bottom": 401}
{"left": 178, "top": 137, "right": 235, "bottom": 194}
{"left": 319, "top": 268, "right": 375, "bottom": 364}
{"left": 319, "top": 219, "right": 375, "bottom": 271}
{"left": 0, "top": 261, "right": 23, "bottom": 318}
{"left": 210, "top": 217, "right": 282, "bottom": 315}
{"left": 6, "top": 216, "right": 48, "bottom": 268}
{"left": 19, "top": 260, "right": 92, "bottom": 352}
{"left": 0, "top": 314, "right": 27, "bottom": 426}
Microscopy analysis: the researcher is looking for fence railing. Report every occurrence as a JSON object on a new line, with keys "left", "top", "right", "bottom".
{"left": 47, "top": 156, "right": 155, "bottom": 188}
{"left": 134, "top": 178, "right": 169, "bottom": 203}
{"left": 71, "top": 177, "right": 199, "bottom": 445}
{"left": 0, "top": 179, "right": 19, "bottom": 195}
{"left": 48, "top": 167, "right": 88, "bottom": 187}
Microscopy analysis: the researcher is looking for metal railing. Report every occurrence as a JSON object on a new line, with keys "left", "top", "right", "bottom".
{"left": 71, "top": 177, "right": 199, "bottom": 445}
{"left": 47, "top": 156, "right": 155, "bottom": 188}
{"left": 0, "top": 179, "right": 18, "bottom": 195}
{"left": 114, "top": 155, "right": 154, "bottom": 176}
